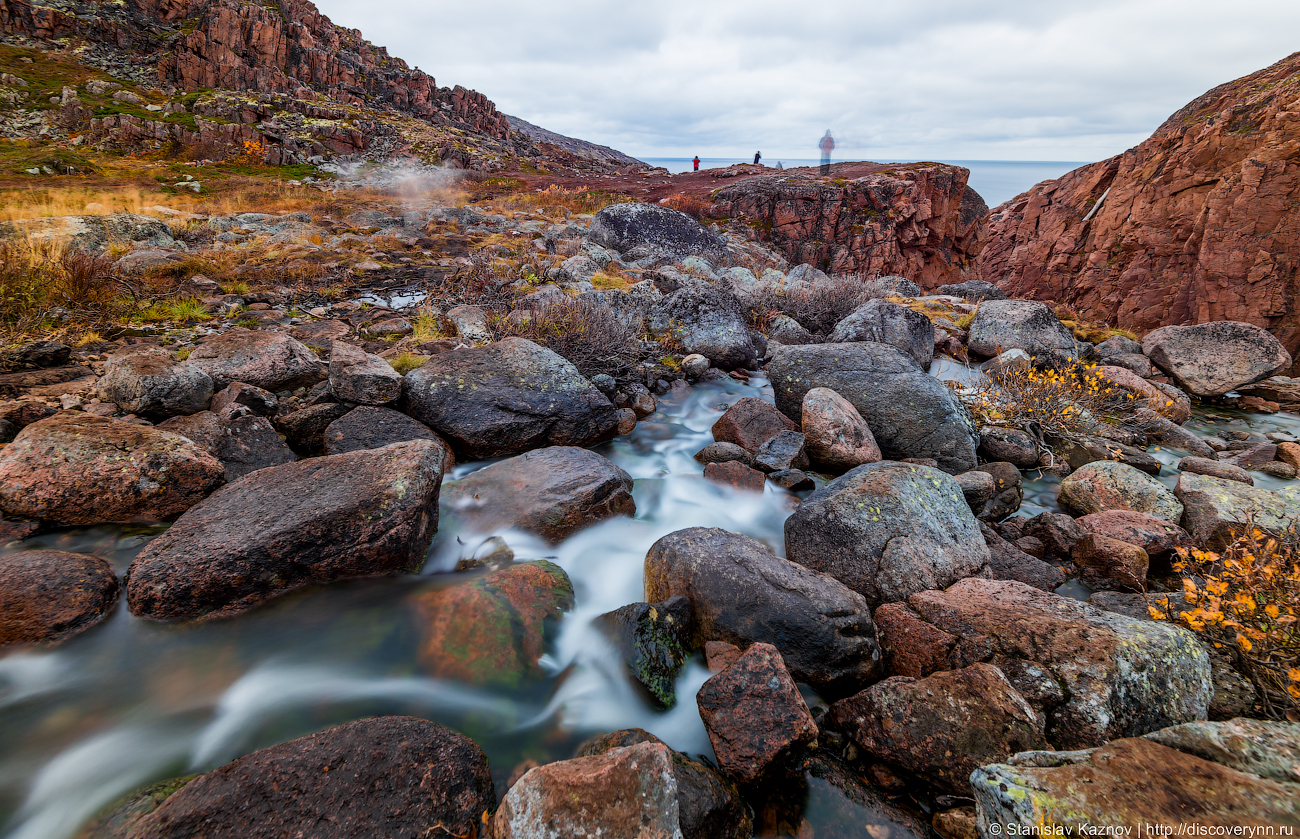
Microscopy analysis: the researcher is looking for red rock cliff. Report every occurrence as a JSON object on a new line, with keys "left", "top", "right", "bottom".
{"left": 976, "top": 51, "right": 1300, "bottom": 365}
{"left": 710, "top": 162, "right": 987, "bottom": 288}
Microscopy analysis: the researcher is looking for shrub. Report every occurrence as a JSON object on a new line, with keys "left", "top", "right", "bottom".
{"left": 500, "top": 297, "right": 642, "bottom": 379}
{"left": 659, "top": 193, "right": 712, "bottom": 221}
{"left": 745, "top": 273, "right": 871, "bottom": 336}
{"left": 0, "top": 238, "right": 126, "bottom": 333}
{"left": 1150, "top": 525, "right": 1300, "bottom": 720}
{"left": 387, "top": 352, "right": 429, "bottom": 375}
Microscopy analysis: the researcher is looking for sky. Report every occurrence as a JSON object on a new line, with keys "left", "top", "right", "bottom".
{"left": 312, "top": 0, "right": 1300, "bottom": 164}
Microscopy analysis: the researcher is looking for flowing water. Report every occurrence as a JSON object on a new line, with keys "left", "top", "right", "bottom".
{"left": 2, "top": 360, "right": 1294, "bottom": 838}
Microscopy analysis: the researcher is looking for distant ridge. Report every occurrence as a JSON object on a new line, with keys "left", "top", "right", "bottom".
{"left": 506, "top": 115, "right": 645, "bottom": 169}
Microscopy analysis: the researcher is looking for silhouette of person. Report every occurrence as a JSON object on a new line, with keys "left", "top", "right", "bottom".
{"left": 753, "top": 151, "right": 762, "bottom": 165}
{"left": 693, "top": 155, "right": 700, "bottom": 172}
{"left": 819, "top": 130, "right": 835, "bottom": 175}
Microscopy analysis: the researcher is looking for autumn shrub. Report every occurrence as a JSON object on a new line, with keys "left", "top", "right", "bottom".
{"left": 501, "top": 297, "right": 642, "bottom": 379}
{"left": 1150, "top": 525, "right": 1300, "bottom": 720}
{"left": 0, "top": 238, "right": 127, "bottom": 333}
{"left": 660, "top": 193, "right": 712, "bottom": 221}
{"left": 745, "top": 274, "right": 870, "bottom": 336}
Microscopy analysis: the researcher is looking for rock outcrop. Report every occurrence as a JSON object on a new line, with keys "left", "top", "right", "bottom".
{"left": 976, "top": 51, "right": 1300, "bottom": 371}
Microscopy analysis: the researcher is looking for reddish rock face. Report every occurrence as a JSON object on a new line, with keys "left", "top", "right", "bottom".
{"left": 711, "top": 164, "right": 987, "bottom": 288}
{"left": 976, "top": 51, "right": 1300, "bottom": 372}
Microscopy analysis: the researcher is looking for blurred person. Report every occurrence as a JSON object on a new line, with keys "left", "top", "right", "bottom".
{"left": 753, "top": 151, "right": 762, "bottom": 165}
{"left": 819, "top": 130, "right": 835, "bottom": 175}
{"left": 693, "top": 155, "right": 700, "bottom": 171}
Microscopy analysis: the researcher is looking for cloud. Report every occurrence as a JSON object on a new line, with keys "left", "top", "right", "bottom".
{"left": 314, "top": 0, "right": 1300, "bottom": 162}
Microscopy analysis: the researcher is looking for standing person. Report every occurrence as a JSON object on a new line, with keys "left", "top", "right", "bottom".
{"left": 693, "top": 155, "right": 700, "bottom": 172}
{"left": 753, "top": 151, "right": 762, "bottom": 165}
{"left": 819, "top": 130, "right": 835, "bottom": 175}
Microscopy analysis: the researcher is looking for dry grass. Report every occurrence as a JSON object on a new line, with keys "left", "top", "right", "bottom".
{"left": 483, "top": 183, "right": 634, "bottom": 217}
{"left": 659, "top": 193, "right": 712, "bottom": 220}
{"left": 1053, "top": 303, "right": 1138, "bottom": 344}
{"left": 746, "top": 273, "right": 872, "bottom": 336}
{"left": 498, "top": 296, "right": 642, "bottom": 379}
{"left": 0, "top": 237, "right": 128, "bottom": 337}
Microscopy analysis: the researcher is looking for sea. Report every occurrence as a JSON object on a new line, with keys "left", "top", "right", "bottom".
{"left": 636, "top": 158, "right": 1088, "bottom": 209}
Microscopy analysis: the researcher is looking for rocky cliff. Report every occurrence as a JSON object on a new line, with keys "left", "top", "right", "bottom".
{"left": 710, "top": 162, "right": 987, "bottom": 288}
{"left": 976, "top": 51, "right": 1300, "bottom": 367}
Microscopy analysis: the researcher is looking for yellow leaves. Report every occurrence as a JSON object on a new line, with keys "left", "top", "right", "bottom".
{"left": 1267, "top": 604, "right": 1281, "bottom": 619}
{"left": 1238, "top": 633, "right": 1254, "bottom": 653}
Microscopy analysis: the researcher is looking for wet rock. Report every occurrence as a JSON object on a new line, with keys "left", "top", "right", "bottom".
{"left": 767, "top": 314, "right": 815, "bottom": 346}
{"left": 159, "top": 411, "right": 296, "bottom": 483}
{"left": 980, "top": 523, "right": 1066, "bottom": 592}
{"left": 415, "top": 561, "right": 573, "bottom": 688}
{"left": 800, "top": 386, "right": 882, "bottom": 472}
{"left": 327, "top": 340, "right": 401, "bottom": 405}
{"left": 129, "top": 717, "right": 493, "bottom": 839}
{"left": 978, "top": 426, "right": 1039, "bottom": 468}
{"left": 784, "top": 461, "right": 990, "bottom": 607}
{"left": 289, "top": 318, "right": 351, "bottom": 351}
{"left": 703, "top": 460, "right": 766, "bottom": 491}
{"left": 13, "top": 339, "right": 71, "bottom": 368}
{"left": 1174, "top": 471, "right": 1300, "bottom": 548}
{"left": 831, "top": 663, "right": 1047, "bottom": 794}
{"left": 359, "top": 318, "right": 412, "bottom": 339}
{"left": 711, "top": 397, "right": 798, "bottom": 453}
{"left": 1224, "top": 442, "right": 1278, "bottom": 470}
{"left": 1075, "top": 510, "right": 1191, "bottom": 569}
{"left": 1071, "top": 533, "right": 1149, "bottom": 592}
{"left": 0, "top": 550, "right": 119, "bottom": 647}
{"left": 1100, "top": 365, "right": 1194, "bottom": 424}
{"left": 1259, "top": 460, "right": 1297, "bottom": 479}
{"left": 94, "top": 346, "right": 213, "bottom": 419}
{"left": 980, "top": 347, "right": 1032, "bottom": 376}
{"left": 935, "top": 280, "right": 1006, "bottom": 302}
{"left": 1179, "top": 455, "right": 1253, "bottom": 485}
{"left": 403, "top": 337, "right": 619, "bottom": 458}
{"left": 768, "top": 469, "right": 815, "bottom": 491}
{"left": 321, "top": 405, "right": 452, "bottom": 468}
{"left": 1278, "top": 441, "right": 1300, "bottom": 471}
{"left": 444, "top": 446, "right": 634, "bottom": 542}
{"left": 1144, "top": 718, "right": 1300, "bottom": 783}
{"left": 1106, "top": 352, "right": 1156, "bottom": 378}
{"left": 0, "top": 414, "right": 223, "bottom": 525}
{"left": 649, "top": 283, "right": 757, "bottom": 369}
{"left": 127, "top": 440, "right": 443, "bottom": 621}
{"left": 971, "top": 736, "right": 1300, "bottom": 834}
{"left": 955, "top": 470, "right": 997, "bottom": 514}
{"left": 769, "top": 342, "right": 979, "bottom": 472}
{"left": 1055, "top": 434, "right": 1161, "bottom": 476}
{"left": 209, "top": 382, "right": 277, "bottom": 417}
{"left": 644, "top": 527, "right": 882, "bottom": 696}
{"left": 1021, "top": 512, "right": 1086, "bottom": 558}
{"left": 1059, "top": 460, "right": 1184, "bottom": 521}
{"left": 828, "top": 299, "right": 935, "bottom": 370}
{"left": 1143, "top": 321, "right": 1292, "bottom": 397}
{"left": 186, "top": 328, "right": 324, "bottom": 391}
{"left": 967, "top": 299, "right": 1079, "bottom": 364}
{"left": 969, "top": 461, "right": 1024, "bottom": 521}
{"left": 598, "top": 596, "right": 694, "bottom": 709}
{"left": 753, "top": 429, "right": 808, "bottom": 472}
{"left": 0, "top": 418, "right": 15, "bottom": 444}
{"left": 872, "top": 578, "right": 1211, "bottom": 748}
{"left": 696, "top": 642, "right": 818, "bottom": 785}
{"left": 694, "top": 441, "right": 755, "bottom": 467}
{"left": 272, "top": 402, "right": 350, "bottom": 454}
{"left": 587, "top": 202, "right": 726, "bottom": 257}
{"left": 445, "top": 304, "right": 491, "bottom": 343}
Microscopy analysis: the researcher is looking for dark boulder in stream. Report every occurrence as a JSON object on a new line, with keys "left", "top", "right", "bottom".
{"left": 0, "top": 550, "right": 119, "bottom": 647}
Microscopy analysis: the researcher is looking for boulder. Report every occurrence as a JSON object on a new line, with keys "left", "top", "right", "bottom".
{"left": 323, "top": 406, "right": 454, "bottom": 472}
{"left": 210, "top": 382, "right": 278, "bottom": 417}
{"left": 272, "top": 403, "right": 351, "bottom": 454}
{"left": 403, "top": 338, "right": 619, "bottom": 458}
{"left": 753, "top": 430, "right": 808, "bottom": 473}
{"left": 159, "top": 411, "right": 296, "bottom": 483}
{"left": 800, "top": 387, "right": 882, "bottom": 472}
{"left": 978, "top": 426, "right": 1039, "bottom": 468}
{"left": 96, "top": 346, "right": 213, "bottom": 418}
{"left": 830, "top": 663, "right": 1046, "bottom": 794}
{"left": 967, "top": 300, "right": 1078, "bottom": 363}
{"left": 1174, "top": 471, "right": 1300, "bottom": 548}
{"left": 1071, "top": 533, "right": 1149, "bottom": 592}
{"left": 934, "top": 280, "right": 1007, "bottom": 302}
{"left": 693, "top": 441, "right": 755, "bottom": 467}
{"left": 871, "top": 578, "right": 1211, "bottom": 749}
{"left": 1055, "top": 434, "right": 1162, "bottom": 476}
{"left": 1058, "top": 460, "right": 1184, "bottom": 521}
{"left": 587, "top": 202, "right": 726, "bottom": 257}
{"left": 955, "top": 470, "right": 997, "bottom": 514}
{"left": 327, "top": 341, "right": 401, "bottom": 405}
{"left": 649, "top": 283, "right": 757, "bottom": 369}
{"left": 1075, "top": 510, "right": 1191, "bottom": 569}
{"left": 969, "top": 461, "right": 1024, "bottom": 521}
{"left": 703, "top": 460, "right": 767, "bottom": 491}
{"left": 1142, "top": 321, "right": 1292, "bottom": 397}
{"left": 644, "top": 527, "right": 882, "bottom": 696}
{"left": 971, "top": 736, "right": 1300, "bottom": 835}
{"left": 828, "top": 299, "right": 935, "bottom": 370}
{"left": 0, "top": 414, "right": 224, "bottom": 525}
{"left": 445, "top": 304, "right": 491, "bottom": 343}
{"left": 1021, "top": 511, "right": 1086, "bottom": 558}
{"left": 784, "top": 461, "right": 990, "bottom": 607}
{"left": 186, "top": 328, "right": 324, "bottom": 391}
{"left": 711, "top": 397, "right": 798, "bottom": 453}
{"left": 0, "top": 550, "right": 119, "bottom": 647}
{"left": 415, "top": 561, "right": 573, "bottom": 688}
{"left": 128, "top": 717, "right": 494, "bottom": 839}
{"left": 444, "top": 446, "right": 634, "bottom": 542}
{"left": 1143, "top": 718, "right": 1300, "bottom": 783}
{"left": 980, "top": 523, "right": 1066, "bottom": 592}
{"left": 1179, "top": 455, "right": 1253, "bottom": 485}
{"left": 13, "top": 339, "right": 71, "bottom": 368}
{"left": 126, "top": 440, "right": 443, "bottom": 621}
{"left": 696, "top": 642, "right": 818, "bottom": 785}
{"left": 768, "top": 343, "right": 979, "bottom": 472}
{"left": 597, "top": 596, "right": 694, "bottom": 709}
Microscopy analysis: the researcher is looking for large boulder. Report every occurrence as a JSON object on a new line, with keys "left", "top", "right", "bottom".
{"left": 830, "top": 663, "right": 1046, "bottom": 795}
{"left": 1059, "top": 460, "right": 1184, "bottom": 521}
{"left": 649, "top": 283, "right": 757, "bottom": 369}
{"left": 768, "top": 343, "right": 979, "bottom": 472}
{"left": 327, "top": 340, "right": 402, "bottom": 404}
{"left": 800, "top": 387, "right": 882, "bottom": 472}
{"left": 0, "top": 414, "right": 224, "bottom": 525}
{"left": 1174, "top": 471, "right": 1300, "bottom": 548}
{"left": 586, "top": 202, "right": 726, "bottom": 257}
{"left": 159, "top": 411, "right": 296, "bottom": 483}
{"left": 784, "top": 461, "right": 990, "bottom": 607}
{"left": 711, "top": 397, "right": 798, "bottom": 453}
{"left": 1075, "top": 509, "right": 1192, "bottom": 568}
{"left": 444, "top": 446, "right": 635, "bottom": 542}
{"left": 967, "top": 299, "right": 1079, "bottom": 363}
{"left": 1142, "top": 321, "right": 1292, "bottom": 397}
{"left": 980, "top": 522, "right": 1066, "bottom": 591}
{"left": 186, "top": 328, "right": 324, "bottom": 391}
{"left": 127, "top": 717, "right": 494, "bottom": 839}
{"left": 0, "top": 550, "right": 119, "bottom": 647}
{"left": 415, "top": 561, "right": 573, "bottom": 688}
{"left": 872, "top": 578, "right": 1211, "bottom": 749}
{"left": 95, "top": 346, "right": 213, "bottom": 419}
{"left": 935, "top": 279, "right": 1007, "bottom": 302}
{"left": 644, "top": 527, "right": 882, "bottom": 696}
{"left": 828, "top": 299, "right": 935, "bottom": 370}
{"left": 402, "top": 337, "right": 619, "bottom": 458}
{"left": 126, "top": 440, "right": 444, "bottom": 621}
{"left": 323, "top": 405, "right": 454, "bottom": 473}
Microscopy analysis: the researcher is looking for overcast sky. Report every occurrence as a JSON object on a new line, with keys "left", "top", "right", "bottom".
{"left": 313, "top": 0, "right": 1299, "bottom": 164}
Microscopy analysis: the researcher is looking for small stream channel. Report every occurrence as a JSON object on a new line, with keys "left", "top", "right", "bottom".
{"left": 1, "top": 358, "right": 1296, "bottom": 839}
